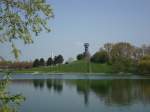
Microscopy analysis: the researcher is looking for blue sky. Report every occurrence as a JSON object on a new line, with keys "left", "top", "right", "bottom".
{"left": 0, "top": 0, "right": 150, "bottom": 61}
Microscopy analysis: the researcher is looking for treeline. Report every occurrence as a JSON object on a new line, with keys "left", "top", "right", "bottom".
{"left": 77, "top": 42, "right": 150, "bottom": 74}
{"left": 0, "top": 55, "right": 64, "bottom": 69}
{"left": 33, "top": 55, "right": 64, "bottom": 67}
{"left": 0, "top": 61, "right": 32, "bottom": 69}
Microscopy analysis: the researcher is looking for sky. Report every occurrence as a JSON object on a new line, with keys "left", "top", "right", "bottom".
{"left": 0, "top": 0, "right": 150, "bottom": 61}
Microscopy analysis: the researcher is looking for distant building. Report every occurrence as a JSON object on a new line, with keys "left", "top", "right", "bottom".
{"left": 83, "top": 43, "right": 91, "bottom": 60}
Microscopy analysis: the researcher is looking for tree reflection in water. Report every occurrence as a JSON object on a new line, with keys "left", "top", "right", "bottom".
{"left": 32, "top": 79, "right": 150, "bottom": 106}
{"left": 0, "top": 72, "right": 25, "bottom": 112}
{"left": 67, "top": 79, "right": 150, "bottom": 106}
{"left": 33, "top": 79, "right": 63, "bottom": 93}
{"left": 33, "top": 79, "right": 45, "bottom": 89}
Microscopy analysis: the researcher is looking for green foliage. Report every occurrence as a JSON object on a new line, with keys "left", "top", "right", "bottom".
{"left": 46, "top": 57, "right": 53, "bottom": 66}
{"left": 141, "top": 55, "right": 150, "bottom": 60}
{"left": 39, "top": 58, "right": 45, "bottom": 66}
{"left": 54, "top": 55, "right": 64, "bottom": 65}
{"left": 111, "top": 57, "right": 136, "bottom": 73}
{"left": 0, "top": 0, "right": 53, "bottom": 59}
{"left": 91, "top": 51, "right": 109, "bottom": 63}
{"left": 11, "top": 43, "right": 21, "bottom": 59}
{"left": 138, "top": 55, "right": 150, "bottom": 74}
{"left": 0, "top": 72, "right": 25, "bottom": 112}
{"left": 76, "top": 53, "right": 84, "bottom": 60}
{"left": 110, "top": 42, "right": 134, "bottom": 60}
{"left": 105, "top": 42, "right": 143, "bottom": 73}
{"left": 33, "top": 59, "right": 40, "bottom": 67}
{"left": 0, "top": 61, "right": 32, "bottom": 69}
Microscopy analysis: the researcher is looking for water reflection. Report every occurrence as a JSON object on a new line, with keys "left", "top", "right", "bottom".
{"left": 31, "top": 79, "right": 150, "bottom": 106}
{"left": 69, "top": 79, "right": 150, "bottom": 106}
{"left": 33, "top": 79, "right": 63, "bottom": 93}
{"left": 9, "top": 78, "right": 150, "bottom": 112}
{"left": 33, "top": 79, "right": 45, "bottom": 89}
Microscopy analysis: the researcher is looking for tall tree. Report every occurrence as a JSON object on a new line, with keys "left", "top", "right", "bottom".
{"left": 46, "top": 57, "right": 53, "bottom": 66}
{"left": 110, "top": 42, "right": 134, "bottom": 61}
{"left": 33, "top": 58, "right": 40, "bottom": 67}
{"left": 56, "top": 55, "right": 64, "bottom": 64}
{"left": 39, "top": 58, "right": 45, "bottom": 66}
{"left": 54, "top": 55, "right": 64, "bottom": 65}
{"left": 0, "top": 0, "right": 53, "bottom": 59}
{"left": 104, "top": 43, "right": 113, "bottom": 60}
{"left": 133, "top": 47, "right": 143, "bottom": 60}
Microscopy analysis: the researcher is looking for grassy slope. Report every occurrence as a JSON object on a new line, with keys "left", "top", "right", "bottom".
{"left": 16, "top": 60, "right": 113, "bottom": 73}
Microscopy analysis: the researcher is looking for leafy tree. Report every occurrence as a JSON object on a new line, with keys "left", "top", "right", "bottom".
{"left": 133, "top": 47, "right": 143, "bottom": 61}
{"left": 138, "top": 55, "right": 150, "bottom": 74}
{"left": 110, "top": 42, "right": 135, "bottom": 61}
{"left": 33, "top": 58, "right": 40, "bottom": 67}
{"left": 53, "top": 56, "right": 57, "bottom": 65}
{"left": 141, "top": 44, "right": 150, "bottom": 56}
{"left": 91, "top": 51, "right": 109, "bottom": 63}
{"left": 47, "top": 57, "right": 53, "bottom": 66}
{"left": 0, "top": 72, "right": 25, "bottom": 112}
{"left": 77, "top": 53, "right": 84, "bottom": 60}
{"left": 57, "top": 55, "right": 64, "bottom": 64}
{"left": 104, "top": 43, "right": 113, "bottom": 60}
{"left": 39, "top": 58, "right": 45, "bottom": 66}
{"left": 112, "top": 57, "right": 136, "bottom": 73}
{"left": 54, "top": 55, "right": 64, "bottom": 65}
{"left": 0, "top": 0, "right": 53, "bottom": 59}
{"left": 105, "top": 42, "right": 137, "bottom": 72}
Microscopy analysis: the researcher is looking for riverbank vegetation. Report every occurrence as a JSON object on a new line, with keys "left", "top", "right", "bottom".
{"left": 15, "top": 60, "right": 113, "bottom": 73}
{"left": 0, "top": 42, "right": 150, "bottom": 74}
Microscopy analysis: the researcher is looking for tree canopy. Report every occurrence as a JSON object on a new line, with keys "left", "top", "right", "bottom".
{"left": 138, "top": 55, "right": 150, "bottom": 74}
{"left": 39, "top": 58, "right": 45, "bottom": 66}
{"left": 33, "top": 58, "right": 39, "bottom": 67}
{"left": 0, "top": 0, "right": 53, "bottom": 59}
{"left": 54, "top": 55, "right": 64, "bottom": 65}
{"left": 46, "top": 57, "right": 53, "bottom": 66}
{"left": 91, "top": 50, "right": 109, "bottom": 63}
{"left": 76, "top": 53, "right": 84, "bottom": 60}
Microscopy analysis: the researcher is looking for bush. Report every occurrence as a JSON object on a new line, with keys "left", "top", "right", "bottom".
{"left": 138, "top": 55, "right": 150, "bottom": 74}
{"left": 0, "top": 61, "right": 32, "bottom": 69}
{"left": 77, "top": 54, "right": 84, "bottom": 60}
{"left": 91, "top": 51, "right": 109, "bottom": 63}
{"left": 111, "top": 57, "right": 136, "bottom": 73}
{"left": 10, "top": 62, "right": 33, "bottom": 69}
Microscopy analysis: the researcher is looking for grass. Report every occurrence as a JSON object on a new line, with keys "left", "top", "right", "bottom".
{"left": 15, "top": 60, "right": 113, "bottom": 73}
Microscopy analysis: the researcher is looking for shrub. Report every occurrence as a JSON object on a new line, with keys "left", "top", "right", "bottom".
{"left": 76, "top": 54, "right": 84, "bottom": 60}
{"left": 91, "top": 51, "right": 109, "bottom": 63}
{"left": 138, "top": 55, "right": 150, "bottom": 74}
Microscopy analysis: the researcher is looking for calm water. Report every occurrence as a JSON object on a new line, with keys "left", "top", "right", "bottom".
{"left": 1, "top": 74, "right": 150, "bottom": 112}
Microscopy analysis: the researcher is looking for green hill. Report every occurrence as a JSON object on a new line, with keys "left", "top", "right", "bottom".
{"left": 16, "top": 60, "right": 113, "bottom": 73}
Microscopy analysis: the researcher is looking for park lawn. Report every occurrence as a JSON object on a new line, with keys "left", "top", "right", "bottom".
{"left": 15, "top": 60, "right": 113, "bottom": 73}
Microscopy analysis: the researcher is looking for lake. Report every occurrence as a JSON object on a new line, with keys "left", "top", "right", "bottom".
{"left": 1, "top": 74, "right": 150, "bottom": 112}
